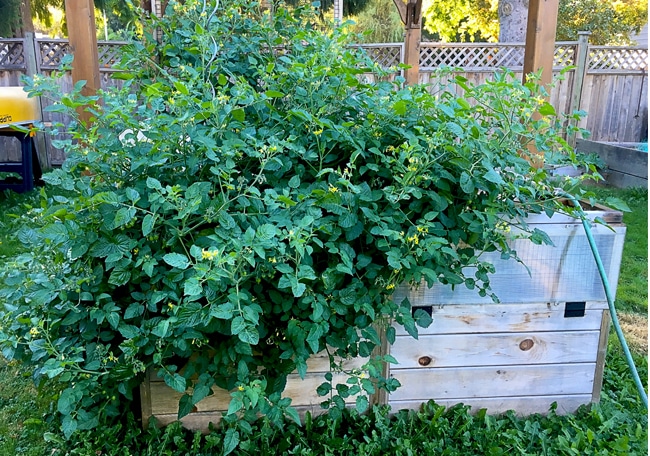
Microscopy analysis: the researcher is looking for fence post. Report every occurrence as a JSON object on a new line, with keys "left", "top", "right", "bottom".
{"left": 23, "top": 32, "right": 50, "bottom": 170}
{"left": 568, "top": 31, "right": 591, "bottom": 148}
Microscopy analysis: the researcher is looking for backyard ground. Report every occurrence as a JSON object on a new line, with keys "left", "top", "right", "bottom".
{"left": 0, "top": 184, "right": 647, "bottom": 455}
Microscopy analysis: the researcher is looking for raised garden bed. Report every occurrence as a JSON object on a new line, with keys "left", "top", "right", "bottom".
{"left": 576, "top": 138, "right": 648, "bottom": 188}
{"left": 141, "top": 206, "right": 625, "bottom": 429}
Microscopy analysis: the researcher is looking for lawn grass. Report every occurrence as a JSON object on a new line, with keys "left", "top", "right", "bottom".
{"left": 0, "top": 186, "right": 647, "bottom": 455}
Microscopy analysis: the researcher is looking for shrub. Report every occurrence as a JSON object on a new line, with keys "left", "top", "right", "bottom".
{"left": 0, "top": 0, "right": 598, "bottom": 442}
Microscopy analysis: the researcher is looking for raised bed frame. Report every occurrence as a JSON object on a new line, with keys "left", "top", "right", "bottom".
{"left": 141, "top": 207, "right": 625, "bottom": 430}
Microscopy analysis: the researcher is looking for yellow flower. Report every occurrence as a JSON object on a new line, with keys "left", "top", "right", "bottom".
{"left": 237, "top": 385, "right": 245, "bottom": 391}
{"left": 313, "top": 129, "right": 323, "bottom": 136}
{"left": 201, "top": 249, "right": 218, "bottom": 260}
{"left": 328, "top": 184, "right": 339, "bottom": 193}
{"left": 386, "top": 283, "right": 395, "bottom": 291}
{"left": 29, "top": 327, "right": 39, "bottom": 336}
{"left": 407, "top": 234, "right": 419, "bottom": 245}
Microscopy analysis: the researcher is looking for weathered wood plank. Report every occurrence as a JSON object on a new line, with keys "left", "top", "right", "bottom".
{"left": 592, "top": 309, "right": 611, "bottom": 403}
{"left": 145, "top": 371, "right": 354, "bottom": 419}
{"left": 390, "top": 330, "right": 601, "bottom": 368}
{"left": 394, "top": 302, "right": 607, "bottom": 336}
{"left": 389, "top": 394, "right": 593, "bottom": 416}
{"left": 389, "top": 363, "right": 597, "bottom": 401}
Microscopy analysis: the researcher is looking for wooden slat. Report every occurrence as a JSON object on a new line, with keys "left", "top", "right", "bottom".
{"left": 389, "top": 363, "right": 596, "bottom": 401}
{"left": 389, "top": 394, "right": 593, "bottom": 416}
{"left": 592, "top": 310, "right": 611, "bottom": 402}
{"left": 390, "top": 330, "right": 600, "bottom": 368}
{"left": 146, "top": 371, "right": 354, "bottom": 417}
{"left": 393, "top": 302, "right": 606, "bottom": 336}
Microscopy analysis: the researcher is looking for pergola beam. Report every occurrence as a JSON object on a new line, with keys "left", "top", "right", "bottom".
{"left": 393, "top": 0, "right": 422, "bottom": 85}
{"left": 64, "top": 0, "right": 101, "bottom": 125}
{"left": 522, "top": 0, "right": 560, "bottom": 88}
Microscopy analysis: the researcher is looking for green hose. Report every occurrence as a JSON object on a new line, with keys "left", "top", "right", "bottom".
{"left": 562, "top": 193, "right": 648, "bottom": 409}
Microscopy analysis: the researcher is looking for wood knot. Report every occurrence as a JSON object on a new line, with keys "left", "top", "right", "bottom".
{"left": 418, "top": 356, "right": 432, "bottom": 366}
{"left": 519, "top": 338, "right": 534, "bottom": 351}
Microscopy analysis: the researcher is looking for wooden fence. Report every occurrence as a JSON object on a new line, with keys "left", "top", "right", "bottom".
{"left": 1, "top": 34, "right": 647, "bottom": 166}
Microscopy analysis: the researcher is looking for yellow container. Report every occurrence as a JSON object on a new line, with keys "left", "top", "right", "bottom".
{"left": 0, "top": 87, "right": 39, "bottom": 130}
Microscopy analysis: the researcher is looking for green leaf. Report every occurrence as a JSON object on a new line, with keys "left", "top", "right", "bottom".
{"left": 393, "top": 100, "right": 407, "bottom": 115}
{"left": 483, "top": 168, "right": 504, "bottom": 184}
{"left": 184, "top": 278, "right": 203, "bottom": 296}
{"left": 211, "top": 303, "right": 234, "bottom": 319}
{"left": 285, "top": 406, "right": 301, "bottom": 425}
{"left": 61, "top": 415, "right": 78, "bottom": 439}
{"left": 173, "top": 80, "right": 189, "bottom": 95}
{"left": 223, "top": 428, "right": 240, "bottom": 455}
{"left": 292, "top": 281, "right": 307, "bottom": 298}
{"left": 232, "top": 108, "right": 245, "bottom": 122}
{"left": 142, "top": 214, "right": 155, "bottom": 236}
{"left": 125, "top": 187, "right": 140, "bottom": 203}
{"left": 539, "top": 102, "right": 556, "bottom": 116}
{"left": 231, "top": 316, "right": 246, "bottom": 335}
{"left": 106, "top": 312, "right": 120, "bottom": 329}
{"left": 413, "top": 308, "right": 433, "bottom": 328}
{"left": 306, "top": 324, "right": 323, "bottom": 353}
{"left": 164, "top": 373, "right": 187, "bottom": 393}
{"left": 460, "top": 171, "right": 475, "bottom": 194}
{"left": 265, "top": 90, "right": 285, "bottom": 98}
{"left": 192, "top": 383, "right": 212, "bottom": 405}
{"left": 288, "top": 175, "right": 301, "bottom": 188}
{"left": 227, "top": 395, "right": 243, "bottom": 416}
{"left": 339, "top": 212, "right": 358, "bottom": 229}
{"left": 355, "top": 395, "right": 369, "bottom": 413}
{"left": 163, "top": 253, "right": 190, "bottom": 269}
{"left": 238, "top": 325, "right": 259, "bottom": 345}
{"left": 146, "top": 177, "right": 162, "bottom": 190}
{"left": 57, "top": 387, "right": 82, "bottom": 415}
{"left": 178, "top": 394, "right": 194, "bottom": 419}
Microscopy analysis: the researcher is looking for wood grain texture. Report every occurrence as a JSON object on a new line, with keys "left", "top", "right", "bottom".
{"left": 389, "top": 394, "right": 593, "bottom": 416}
{"left": 393, "top": 302, "right": 607, "bottom": 336}
{"left": 390, "top": 330, "right": 601, "bottom": 368}
{"left": 389, "top": 363, "right": 597, "bottom": 401}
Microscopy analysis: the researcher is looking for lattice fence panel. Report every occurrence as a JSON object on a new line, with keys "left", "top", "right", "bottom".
{"left": 98, "top": 42, "right": 127, "bottom": 69}
{"left": 39, "top": 40, "right": 71, "bottom": 69}
{"left": 420, "top": 45, "right": 526, "bottom": 70}
{"left": 354, "top": 45, "right": 402, "bottom": 69}
{"left": 554, "top": 45, "right": 575, "bottom": 67}
{"left": 588, "top": 47, "right": 648, "bottom": 71}
{"left": 0, "top": 40, "right": 26, "bottom": 70}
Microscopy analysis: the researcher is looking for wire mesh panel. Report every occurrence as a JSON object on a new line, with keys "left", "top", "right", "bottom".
{"left": 0, "top": 40, "right": 26, "bottom": 70}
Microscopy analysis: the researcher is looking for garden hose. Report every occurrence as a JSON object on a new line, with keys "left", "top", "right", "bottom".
{"left": 561, "top": 193, "right": 648, "bottom": 409}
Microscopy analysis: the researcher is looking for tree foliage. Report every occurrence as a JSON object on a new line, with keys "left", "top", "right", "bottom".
{"left": 557, "top": 0, "right": 647, "bottom": 45}
{"left": 346, "top": 0, "right": 404, "bottom": 43}
{"left": 423, "top": 0, "right": 498, "bottom": 42}
{"left": 422, "top": 0, "right": 647, "bottom": 44}
{"left": 0, "top": 0, "right": 22, "bottom": 37}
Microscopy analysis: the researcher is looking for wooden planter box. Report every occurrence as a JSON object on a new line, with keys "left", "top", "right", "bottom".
{"left": 141, "top": 207, "right": 625, "bottom": 429}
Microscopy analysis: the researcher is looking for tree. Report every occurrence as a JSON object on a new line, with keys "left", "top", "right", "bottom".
{"left": 346, "top": 0, "right": 404, "bottom": 43}
{"left": 422, "top": 0, "right": 647, "bottom": 44}
{"left": 497, "top": 0, "right": 527, "bottom": 42}
{"left": 557, "top": 0, "right": 647, "bottom": 45}
{"left": 422, "top": 0, "right": 498, "bottom": 42}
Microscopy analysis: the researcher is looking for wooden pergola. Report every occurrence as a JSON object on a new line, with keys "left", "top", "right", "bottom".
{"left": 64, "top": 0, "right": 559, "bottom": 119}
